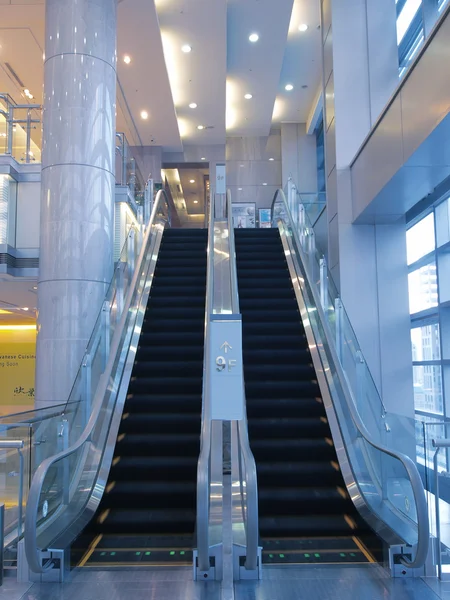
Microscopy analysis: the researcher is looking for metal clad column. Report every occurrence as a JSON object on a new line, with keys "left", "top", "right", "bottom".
{"left": 36, "top": 0, "right": 117, "bottom": 407}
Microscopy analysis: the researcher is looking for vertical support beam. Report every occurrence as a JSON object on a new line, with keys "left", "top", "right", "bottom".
{"left": 35, "top": 0, "right": 117, "bottom": 409}
{"left": 320, "top": 257, "right": 328, "bottom": 310}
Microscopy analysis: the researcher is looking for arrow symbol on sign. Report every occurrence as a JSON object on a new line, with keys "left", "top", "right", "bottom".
{"left": 221, "top": 341, "right": 232, "bottom": 353}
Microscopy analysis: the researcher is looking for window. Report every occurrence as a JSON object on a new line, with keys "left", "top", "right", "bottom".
{"left": 396, "top": 0, "right": 424, "bottom": 75}
{"left": 408, "top": 202, "right": 450, "bottom": 468}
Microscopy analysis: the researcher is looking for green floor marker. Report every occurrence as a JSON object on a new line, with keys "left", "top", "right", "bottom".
{"left": 180, "top": 551, "right": 185, "bottom": 555}
{"left": 350, "top": 553, "right": 356, "bottom": 557}
{"left": 279, "top": 554, "right": 285, "bottom": 559}
{"left": 100, "top": 552, "right": 106, "bottom": 557}
{"left": 110, "top": 552, "right": 116, "bottom": 556}
{"left": 145, "top": 552, "right": 151, "bottom": 556}
{"left": 269, "top": 554, "right": 274, "bottom": 559}
{"left": 340, "top": 553, "right": 346, "bottom": 558}
{"left": 135, "top": 552, "right": 141, "bottom": 556}
{"left": 170, "top": 551, "right": 175, "bottom": 556}
{"left": 314, "top": 553, "right": 320, "bottom": 558}
{"left": 304, "top": 554, "right": 310, "bottom": 558}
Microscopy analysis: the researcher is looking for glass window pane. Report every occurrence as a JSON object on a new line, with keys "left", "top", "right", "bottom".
{"left": 406, "top": 213, "right": 435, "bottom": 265}
{"left": 411, "top": 323, "right": 441, "bottom": 361}
{"left": 408, "top": 263, "right": 438, "bottom": 314}
{"left": 397, "top": 0, "right": 422, "bottom": 44}
{"left": 413, "top": 365, "right": 443, "bottom": 414}
{"left": 435, "top": 198, "right": 450, "bottom": 248}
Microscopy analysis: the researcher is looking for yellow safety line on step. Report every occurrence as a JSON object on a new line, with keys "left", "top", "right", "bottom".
{"left": 325, "top": 437, "right": 333, "bottom": 446}
{"left": 98, "top": 509, "right": 110, "bottom": 525}
{"left": 337, "top": 487, "right": 347, "bottom": 499}
{"left": 320, "top": 416, "right": 328, "bottom": 424}
{"left": 352, "top": 536, "right": 376, "bottom": 563}
{"left": 117, "top": 433, "right": 126, "bottom": 442}
{"left": 331, "top": 461, "right": 340, "bottom": 471}
{"left": 78, "top": 534, "right": 103, "bottom": 567}
{"left": 344, "top": 515, "right": 357, "bottom": 530}
{"left": 106, "top": 482, "right": 116, "bottom": 494}
{"left": 122, "top": 413, "right": 130, "bottom": 420}
{"left": 112, "top": 456, "right": 121, "bottom": 466}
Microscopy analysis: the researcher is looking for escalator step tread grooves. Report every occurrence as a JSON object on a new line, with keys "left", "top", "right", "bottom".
{"left": 78, "top": 229, "right": 206, "bottom": 566}
{"left": 234, "top": 227, "right": 381, "bottom": 563}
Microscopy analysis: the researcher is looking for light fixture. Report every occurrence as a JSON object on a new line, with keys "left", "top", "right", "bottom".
{"left": 22, "top": 307, "right": 29, "bottom": 311}
{"left": 181, "top": 44, "right": 192, "bottom": 53}
{"left": 24, "top": 88, "right": 34, "bottom": 100}
{"left": 33, "top": 286, "right": 37, "bottom": 290}
{"left": 123, "top": 55, "right": 131, "bottom": 64}
{"left": 238, "top": 188, "right": 243, "bottom": 191}
{"left": 193, "top": 200, "right": 199, "bottom": 204}
{"left": 269, "top": 158, "right": 274, "bottom": 161}
{"left": 201, "top": 157, "right": 206, "bottom": 161}
{"left": 298, "top": 24, "right": 308, "bottom": 32}
{"left": 285, "top": 84, "right": 294, "bottom": 91}
{"left": 262, "top": 182, "right": 268, "bottom": 186}
{"left": 140, "top": 110, "right": 149, "bottom": 119}
{"left": 189, "top": 102, "right": 197, "bottom": 109}
{"left": 197, "top": 125, "right": 204, "bottom": 130}
{"left": 190, "top": 179, "right": 195, "bottom": 183}
{"left": 244, "top": 93, "right": 253, "bottom": 99}
{"left": 249, "top": 33, "right": 259, "bottom": 42}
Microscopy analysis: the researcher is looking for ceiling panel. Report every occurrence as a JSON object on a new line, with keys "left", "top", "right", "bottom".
{"left": 226, "top": 0, "right": 294, "bottom": 137}
{"left": 274, "top": 0, "right": 322, "bottom": 124}
{"left": 117, "top": 0, "right": 182, "bottom": 151}
{"left": 156, "top": 0, "right": 227, "bottom": 146}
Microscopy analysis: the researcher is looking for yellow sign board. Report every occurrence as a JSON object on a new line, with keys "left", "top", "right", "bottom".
{"left": 0, "top": 330, "right": 36, "bottom": 411}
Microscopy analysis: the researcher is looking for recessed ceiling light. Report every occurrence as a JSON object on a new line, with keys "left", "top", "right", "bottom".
{"left": 201, "top": 157, "right": 206, "bottom": 160}
{"left": 238, "top": 188, "right": 243, "bottom": 191}
{"left": 123, "top": 55, "right": 131, "bottom": 64}
{"left": 181, "top": 44, "right": 192, "bottom": 53}
{"left": 244, "top": 93, "right": 253, "bottom": 99}
{"left": 298, "top": 24, "right": 308, "bottom": 32}
{"left": 33, "top": 286, "right": 37, "bottom": 290}
{"left": 197, "top": 125, "right": 204, "bottom": 130}
{"left": 23, "top": 307, "right": 29, "bottom": 311}
{"left": 269, "top": 158, "right": 274, "bottom": 161}
{"left": 189, "top": 103, "right": 197, "bottom": 109}
{"left": 262, "top": 183, "right": 268, "bottom": 186}
{"left": 193, "top": 200, "right": 199, "bottom": 204}
{"left": 140, "top": 110, "right": 149, "bottom": 119}
{"left": 190, "top": 179, "right": 195, "bottom": 183}
{"left": 24, "top": 88, "right": 34, "bottom": 99}
{"left": 285, "top": 84, "right": 294, "bottom": 91}
{"left": 249, "top": 33, "right": 259, "bottom": 42}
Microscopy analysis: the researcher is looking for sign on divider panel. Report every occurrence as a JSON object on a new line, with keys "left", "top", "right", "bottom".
{"left": 209, "top": 319, "right": 244, "bottom": 421}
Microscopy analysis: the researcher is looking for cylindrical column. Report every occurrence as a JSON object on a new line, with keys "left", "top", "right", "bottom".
{"left": 36, "top": 0, "right": 117, "bottom": 408}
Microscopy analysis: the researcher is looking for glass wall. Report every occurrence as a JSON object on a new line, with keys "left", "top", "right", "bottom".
{"left": 407, "top": 198, "right": 450, "bottom": 464}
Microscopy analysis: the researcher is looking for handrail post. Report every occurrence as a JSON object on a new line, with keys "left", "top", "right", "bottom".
{"left": 102, "top": 301, "right": 111, "bottom": 370}
{"left": 335, "top": 298, "right": 343, "bottom": 363}
{"left": 25, "top": 109, "right": 31, "bottom": 163}
{"left": 434, "top": 447, "right": 442, "bottom": 579}
{"left": 319, "top": 256, "right": 328, "bottom": 311}
{"left": 7, "top": 105, "right": 13, "bottom": 155}
{"left": 17, "top": 448, "right": 24, "bottom": 538}
{"left": 82, "top": 354, "right": 92, "bottom": 427}
{"left": 128, "top": 228, "right": 135, "bottom": 275}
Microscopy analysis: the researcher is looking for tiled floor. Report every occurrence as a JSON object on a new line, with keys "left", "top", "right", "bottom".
{"left": 2, "top": 565, "right": 450, "bottom": 600}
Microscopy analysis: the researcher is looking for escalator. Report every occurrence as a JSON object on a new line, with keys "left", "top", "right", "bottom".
{"left": 74, "top": 228, "right": 207, "bottom": 567}
{"left": 235, "top": 227, "right": 382, "bottom": 566}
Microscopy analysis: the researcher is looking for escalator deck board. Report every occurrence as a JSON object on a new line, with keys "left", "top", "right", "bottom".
{"left": 261, "top": 536, "right": 373, "bottom": 565}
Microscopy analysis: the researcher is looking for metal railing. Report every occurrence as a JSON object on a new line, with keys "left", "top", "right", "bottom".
{"left": 196, "top": 189, "right": 215, "bottom": 574}
{"left": 271, "top": 187, "right": 429, "bottom": 568}
{"left": 24, "top": 191, "right": 171, "bottom": 573}
{"left": 226, "top": 191, "right": 259, "bottom": 573}
{"left": 0, "top": 94, "right": 41, "bottom": 163}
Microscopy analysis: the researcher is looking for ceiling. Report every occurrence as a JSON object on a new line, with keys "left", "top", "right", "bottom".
{"left": 0, "top": 0, "right": 322, "bottom": 151}
{"left": 0, "top": 276, "right": 38, "bottom": 324}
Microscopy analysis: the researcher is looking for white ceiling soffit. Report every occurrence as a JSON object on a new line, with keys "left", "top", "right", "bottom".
{"left": 155, "top": 0, "right": 227, "bottom": 147}
{"left": 0, "top": 4, "right": 44, "bottom": 106}
{"left": 117, "top": 0, "right": 182, "bottom": 151}
{"left": 273, "top": 0, "right": 322, "bottom": 124}
{"left": 226, "top": 0, "right": 294, "bottom": 137}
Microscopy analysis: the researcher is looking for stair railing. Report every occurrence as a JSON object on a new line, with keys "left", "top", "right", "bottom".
{"left": 271, "top": 187, "right": 429, "bottom": 568}
{"left": 23, "top": 191, "right": 171, "bottom": 575}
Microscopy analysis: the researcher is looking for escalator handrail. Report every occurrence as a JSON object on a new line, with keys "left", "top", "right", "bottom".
{"left": 270, "top": 187, "right": 429, "bottom": 569}
{"left": 226, "top": 190, "right": 259, "bottom": 572}
{"left": 24, "top": 190, "right": 171, "bottom": 574}
{"left": 196, "top": 190, "right": 215, "bottom": 572}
